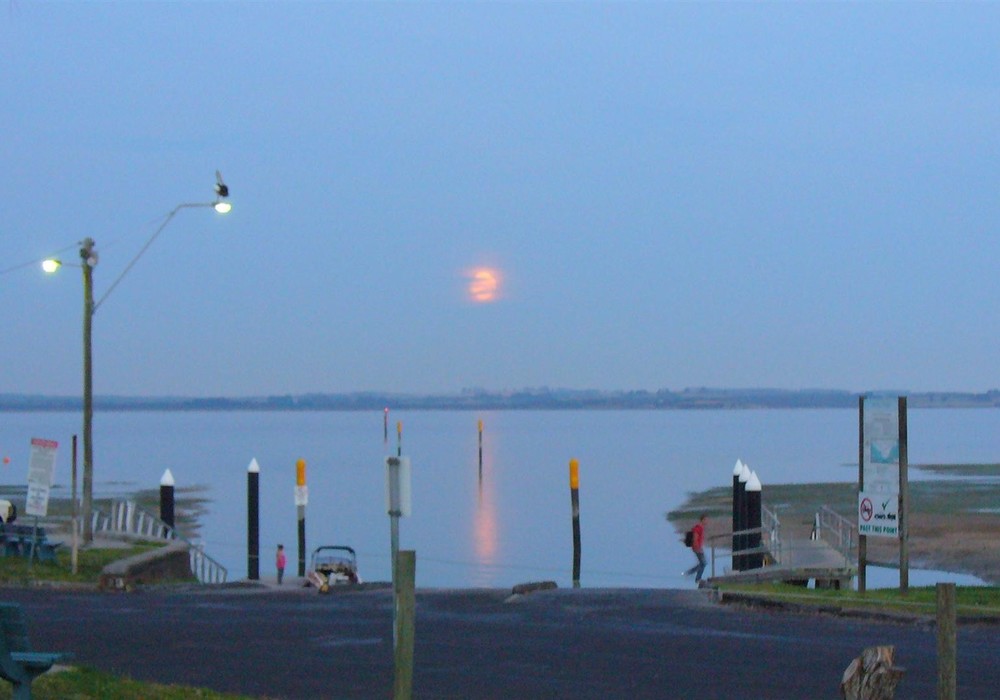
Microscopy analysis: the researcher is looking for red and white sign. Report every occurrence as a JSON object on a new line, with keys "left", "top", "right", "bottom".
{"left": 26, "top": 438, "right": 58, "bottom": 517}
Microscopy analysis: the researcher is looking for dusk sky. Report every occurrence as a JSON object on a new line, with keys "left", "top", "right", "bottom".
{"left": 3, "top": 2, "right": 999, "bottom": 397}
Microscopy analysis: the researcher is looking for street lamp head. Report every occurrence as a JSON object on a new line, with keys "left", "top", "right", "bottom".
{"left": 213, "top": 170, "right": 231, "bottom": 214}
{"left": 41, "top": 258, "right": 61, "bottom": 273}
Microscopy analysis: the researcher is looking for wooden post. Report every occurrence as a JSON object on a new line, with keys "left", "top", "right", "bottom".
{"left": 840, "top": 645, "right": 904, "bottom": 700}
{"left": 936, "top": 582, "right": 957, "bottom": 700}
{"left": 858, "top": 396, "right": 866, "bottom": 594}
{"left": 247, "top": 458, "right": 260, "bottom": 580}
{"left": 384, "top": 407, "right": 389, "bottom": 444}
{"left": 898, "top": 396, "right": 908, "bottom": 594}
{"left": 393, "top": 550, "right": 416, "bottom": 700}
{"left": 71, "top": 434, "right": 79, "bottom": 575}
{"left": 569, "top": 458, "right": 581, "bottom": 588}
{"left": 397, "top": 421, "right": 403, "bottom": 458}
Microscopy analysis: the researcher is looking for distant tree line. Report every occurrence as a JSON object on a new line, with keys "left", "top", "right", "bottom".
{"left": 2, "top": 388, "right": 999, "bottom": 411}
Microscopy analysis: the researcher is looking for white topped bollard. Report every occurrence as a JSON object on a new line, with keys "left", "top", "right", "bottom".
{"left": 736, "top": 462, "right": 752, "bottom": 571}
{"left": 746, "top": 471, "right": 763, "bottom": 569}
{"left": 731, "top": 459, "right": 743, "bottom": 569}
{"left": 247, "top": 458, "right": 260, "bottom": 580}
{"left": 159, "top": 468, "right": 175, "bottom": 531}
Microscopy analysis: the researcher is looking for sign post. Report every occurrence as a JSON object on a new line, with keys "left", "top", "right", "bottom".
{"left": 858, "top": 395, "right": 908, "bottom": 593}
{"left": 26, "top": 438, "right": 59, "bottom": 567}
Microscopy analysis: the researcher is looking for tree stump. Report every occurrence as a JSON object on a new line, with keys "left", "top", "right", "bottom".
{"left": 840, "top": 645, "right": 905, "bottom": 699}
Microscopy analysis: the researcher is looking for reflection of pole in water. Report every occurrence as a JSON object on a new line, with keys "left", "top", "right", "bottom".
{"left": 474, "top": 428, "right": 498, "bottom": 580}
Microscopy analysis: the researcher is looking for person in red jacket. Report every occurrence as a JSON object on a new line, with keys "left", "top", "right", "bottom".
{"left": 276, "top": 544, "right": 287, "bottom": 585}
{"left": 683, "top": 514, "right": 708, "bottom": 583}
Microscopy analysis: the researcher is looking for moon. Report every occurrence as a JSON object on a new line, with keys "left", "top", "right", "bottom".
{"left": 466, "top": 267, "right": 501, "bottom": 303}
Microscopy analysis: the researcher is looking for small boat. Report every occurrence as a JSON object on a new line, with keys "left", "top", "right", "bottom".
{"left": 306, "top": 545, "right": 360, "bottom": 592}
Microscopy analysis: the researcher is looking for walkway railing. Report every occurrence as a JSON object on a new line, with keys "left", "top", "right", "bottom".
{"left": 87, "top": 500, "right": 228, "bottom": 584}
{"left": 812, "top": 505, "right": 856, "bottom": 567}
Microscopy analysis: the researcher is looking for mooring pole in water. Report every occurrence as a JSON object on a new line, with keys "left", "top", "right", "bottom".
{"left": 397, "top": 421, "right": 403, "bottom": 457}
{"left": 384, "top": 407, "right": 389, "bottom": 444}
{"left": 569, "top": 458, "right": 581, "bottom": 588}
{"left": 296, "top": 458, "right": 308, "bottom": 577}
{"left": 247, "top": 458, "right": 260, "bottom": 580}
{"left": 478, "top": 419, "right": 484, "bottom": 481}
{"left": 159, "top": 468, "right": 175, "bottom": 531}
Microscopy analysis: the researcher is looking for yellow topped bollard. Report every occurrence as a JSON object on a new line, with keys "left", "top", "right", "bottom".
{"left": 569, "top": 458, "right": 581, "bottom": 587}
{"left": 295, "top": 458, "right": 307, "bottom": 576}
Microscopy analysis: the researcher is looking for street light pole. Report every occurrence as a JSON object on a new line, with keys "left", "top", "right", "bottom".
{"left": 81, "top": 238, "right": 96, "bottom": 542}
{"left": 48, "top": 175, "right": 231, "bottom": 546}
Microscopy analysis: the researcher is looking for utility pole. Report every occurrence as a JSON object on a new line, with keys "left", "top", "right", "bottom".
{"left": 81, "top": 237, "right": 96, "bottom": 544}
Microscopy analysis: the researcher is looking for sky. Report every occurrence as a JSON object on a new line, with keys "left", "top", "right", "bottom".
{"left": 2, "top": 2, "right": 999, "bottom": 397}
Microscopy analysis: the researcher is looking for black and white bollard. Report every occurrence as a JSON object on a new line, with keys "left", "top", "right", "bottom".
{"left": 736, "top": 462, "right": 751, "bottom": 570}
{"left": 247, "top": 458, "right": 260, "bottom": 580}
{"left": 746, "top": 470, "right": 763, "bottom": 569}
{"left": 731, "top": 459, "right": 743, "bottom": 569}
{"left": 159, "top": 468, "right": 175, "bottom": 532}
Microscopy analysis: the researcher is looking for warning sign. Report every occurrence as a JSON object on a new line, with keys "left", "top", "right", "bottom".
{"left": 858, "top": 490, "right": 898, "bottom": 538}
{"left": 25, "top": 438, "right": 58, "bottom": 517}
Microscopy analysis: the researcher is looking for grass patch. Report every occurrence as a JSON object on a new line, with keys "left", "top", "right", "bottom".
{"left": 0, "top": 544, "right": 168, "bottom": 585}
{"left": 719, "top": 582, "right": 1000, "bottom": 618}
{"left": 0, "top": 666, "right": 261, "bottom": 699}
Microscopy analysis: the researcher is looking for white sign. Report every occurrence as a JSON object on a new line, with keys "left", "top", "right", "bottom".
{"left": 25, "top": 437, "right": 58, "bottom": 517}
{"left": 294, "top": 485, "right": 309, "bottom": 507}
{"left": 858, "top": 491, "right": 899, "bottom": 537}
{"left": 862, "top": 396, "right": 899, "bottom": 496}
{"left": 385, "top": 456, "right": 412, "bottom": 517}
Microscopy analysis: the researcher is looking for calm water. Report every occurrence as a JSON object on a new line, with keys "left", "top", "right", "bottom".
{"left": 2, "top": 408, "right": 998, "bottom": 588}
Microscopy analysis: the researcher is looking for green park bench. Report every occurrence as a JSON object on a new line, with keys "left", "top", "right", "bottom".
{"left": 0, "top": 525, "right": 62, "bottom": 562}
{"left": 0, "top": 602, "right": 73, "bottom": 699}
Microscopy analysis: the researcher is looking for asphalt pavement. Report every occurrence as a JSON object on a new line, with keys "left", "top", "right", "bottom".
{"left": 4, "top": 581, "right": 1000, "bottom": 699}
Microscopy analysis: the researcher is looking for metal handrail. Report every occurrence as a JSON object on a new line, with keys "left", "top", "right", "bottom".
{"left": 814, "top": 505, "right": 856, "bottom": 566}
{"left": 86, "top": 500, "right": 228, "bottom": 584}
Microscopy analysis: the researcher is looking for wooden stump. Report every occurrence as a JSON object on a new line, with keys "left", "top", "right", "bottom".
{"left": 840, "top": 645, "right": 905, "bottom": 700}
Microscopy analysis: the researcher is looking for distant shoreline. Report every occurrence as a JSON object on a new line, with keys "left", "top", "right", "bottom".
{"left": 3, "top": 388, "right": 1000, "bottom": 412}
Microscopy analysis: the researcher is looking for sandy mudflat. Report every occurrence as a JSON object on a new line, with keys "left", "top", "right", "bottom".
{"left": 865, "top": 512, "right": 1000, "bottom": 585}
{"left": 671, "top": 469, "right": 1000, "bottom": 586}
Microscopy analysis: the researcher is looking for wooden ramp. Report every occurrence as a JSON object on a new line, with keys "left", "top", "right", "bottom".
{"left": 706, "top": 538, "right": 856, "bottom": 589}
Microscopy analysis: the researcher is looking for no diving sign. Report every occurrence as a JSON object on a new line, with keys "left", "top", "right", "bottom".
{"left": 858, "top": 491, "right": 898, "bottom": 538}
